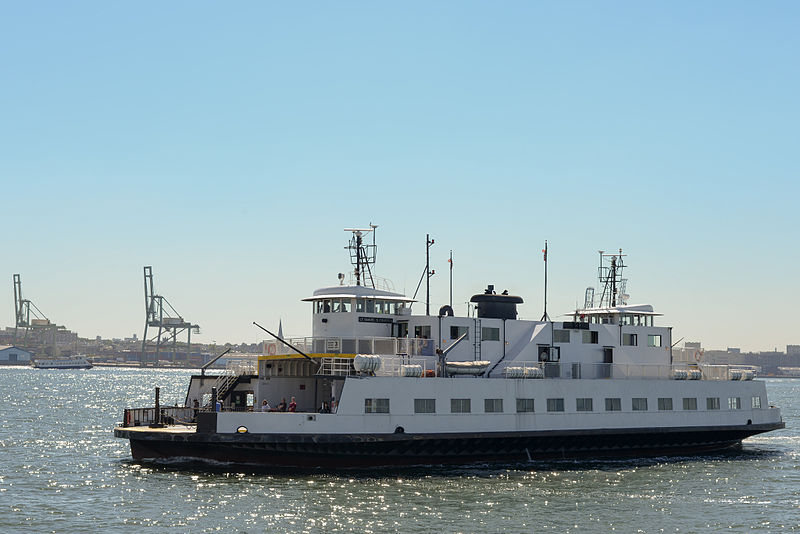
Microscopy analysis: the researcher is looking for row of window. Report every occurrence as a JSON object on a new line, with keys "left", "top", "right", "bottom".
{"left": 315, "top": 298, "right": 406, "bottom": 315}
{"left": 364, "top": 396, "right": 763, "bottom": 414}
{"left": 447, "top": 326, "right": 501, "bottom": 341}
{"left": 552, "top": 330, "right": 662, "bottom": 347}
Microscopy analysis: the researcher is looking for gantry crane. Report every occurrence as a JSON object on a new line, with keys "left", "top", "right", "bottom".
{"left": 141, "top": 266, "right": 200, "bottom": 365}
{"left": 13, "top": 274, "right": 64, "bottom": 357}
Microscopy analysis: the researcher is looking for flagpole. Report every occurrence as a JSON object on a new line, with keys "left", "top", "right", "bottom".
{"left": 541, "top": 241, "right": 549, "bottom": 321}
{"left": 449, "top": 250, "right": 453, "bottom": 308}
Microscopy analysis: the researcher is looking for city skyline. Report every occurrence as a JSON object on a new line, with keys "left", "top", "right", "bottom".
{"left": 2, "top": 3, "right": 798, "bottom": 351}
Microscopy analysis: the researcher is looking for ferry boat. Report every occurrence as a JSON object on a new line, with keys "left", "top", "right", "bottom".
{"left": 114, "top": 228, "right": 784, "bottom": 467}
{"left": 33, "top": 354, "right": 92, "bottom": 369}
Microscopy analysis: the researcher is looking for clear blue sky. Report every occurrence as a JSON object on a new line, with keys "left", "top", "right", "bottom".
{"left": 1, "top": 2, "right": 798, "bottom": 351}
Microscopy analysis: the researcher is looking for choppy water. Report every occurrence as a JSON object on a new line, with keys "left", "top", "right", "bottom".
{"left": 0, "top": 367, "right": 798, "bottom": 533}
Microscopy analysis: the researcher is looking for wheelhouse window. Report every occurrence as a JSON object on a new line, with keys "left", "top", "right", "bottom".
{"left": 648, "top": 334, "right": 662, "bottom": 347}
{"left": 706, "top": 397, "right": 721, "bottom": 410}
{"left": 605, "top": 398, "right": 622, "bottom": 411}
{"left": 553, "top": 329, "right": 570, "bottom": 343}
{"left": 622, "top": 334, "right": 638, "bottom": 346}
{"left": 451, "top": 399, "right": 471, "bottom": 413}
{"left": 576, "top": 398, "right": 593, "bottom": 412}
{"left": 365, "top": 299, "right": 375, "bottom": 313}
{"left": 728, "top": 397, "right": 741, "bottom": 410}
{"left": 414, "top": 399, "right": 435, "bottom": 414}
{"left": 582, "top": 331, "right": 599, "bottom": 344}
{"left": 356, "top": 298, "right": 365, "bottom": 312}
{"left": 751, "top": 396, "right": 762, "bottom": 409}
{"left": 546, "top": 398, "right": 564, "bottom": 412}
{"left": 657, "top": 398, "right": 673, "bottom": 411}
{"left": 632, "top": 398, "right": 648, "bottom": 411}
{"left": 484, "top": 399, "right": 503, "bottom": 413}
{"left": 683, "top": 398, "right": 697, "bottom": 410}
{"left": 450, "top": 326, "right": 469, "bottom": 340}
{"left": 482, "top": 327, "right": 500, "bottom": 341}
{"left": 516, "top": 398, "right": 535, "bottom": 412}
{"left": 364, "top": 398, "right": 390, "bottom": 414}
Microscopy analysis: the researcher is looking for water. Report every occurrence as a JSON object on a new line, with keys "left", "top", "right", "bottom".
{"left": 1, "top": 367, "right": 798, "bottom": 533}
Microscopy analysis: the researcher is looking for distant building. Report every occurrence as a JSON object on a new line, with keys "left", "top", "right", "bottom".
{"left": 787, "top": 345, "right": 800, "bottom": 355}
{"left": 727, "top": 347, "right": 741, "bottom": 354}
{"left": 685, "top": 342, "right": 702, "bottom": 350}
{"left": 0, "top": 345, "right": 32, "bottom": 364}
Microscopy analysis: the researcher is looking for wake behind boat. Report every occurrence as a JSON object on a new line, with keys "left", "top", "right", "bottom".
{"left": 114, "top": 228, "right": 784, "bottom": 467}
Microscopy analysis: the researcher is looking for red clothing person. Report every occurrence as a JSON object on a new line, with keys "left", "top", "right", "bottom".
{"left": 288, "top": 396, "right": 297, "bottom": 412}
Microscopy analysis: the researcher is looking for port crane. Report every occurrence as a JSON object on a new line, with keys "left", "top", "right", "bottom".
{"left": 12, "top": 274, "right": 65, "bottom": 357}
{"left": 141, "top": 266, "right": 200, "bottom": 365}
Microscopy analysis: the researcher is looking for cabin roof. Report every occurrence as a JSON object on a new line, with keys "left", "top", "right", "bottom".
{"left": 574, "top": 304, "right": 661, "bottom": 316}
{"left": 302, "top": 285, "right": 415, "bottom": 302}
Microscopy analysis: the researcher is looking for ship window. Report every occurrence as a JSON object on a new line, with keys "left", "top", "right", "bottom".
{"left": 364, "top": 398, "right": 390, "bottom": 414}
{"left": 332, "top": 299, "right": 342, "bottom": 313}
{"left": 657, "top": 398, "right": 673, "bottom": 411}
{"left": 576, "top": 398, "right": 593, "bottom": 412}
{"left": 414, "top": 325, "right": 431, "bottom": 339}
{"left": 482, "top": 327, "right": 500, "bottom": 341}
{"left": 414, "top": 398, "right": 436, "bottom": 414}
{"left": 553, "top": 329, "right": 570, "bottom": 343}
{"left": 365, "top": 299, "right": 375, "bottom": 313}
{"left": 751, "top": 396, "right": 762, "bottom": 409}
{"left": 451, "top": 398, "right": 471, "bottom": 413}
{"left": 322, "top": 299, "right": 332, "bottom": 313}
{"left": 582, "top": 331, "right": 598, "bottom": 344}
{"left": 484, "top": 399, "right": 503, "bottom": 413}
{"left": 706, "top": 397, "right": 721, "bottom": 410}
{"left": 450, "top": 326, "right": 470, "bottom": 340}
{"left": 605, "top": 398, "right": 622, "bottom": 411}
{"left": 728, "top": 397, "right": 741, "bottom": 410}
{"left": 546, "top": 398, "right": 564, "bottom": 412}
{"left": 516, "top": 398, "right": 535, "bottom": 412}
{"left": 315, "top": 301, "right": 322, "bottom": 314}
{"left": 683, "top": 398, "right": 698, "bottom": 410}
{"left": 356, "top": 298, "right": 365, "bottom": 312}
{"left": 632, "top": 398, "right": 648, "bottom": 411}
{"left": 648, "top": 334, "right": 662, "bottom": 347}
{"left": 341, "top": 299, "right": 351, "bottom": 313}
{"left": 622, "top": 334, "right": 638, "bottom": 346}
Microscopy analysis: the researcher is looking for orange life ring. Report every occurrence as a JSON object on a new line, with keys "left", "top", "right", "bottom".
{"left": 693, "top": 350, "right": 702, "bottom": 362}
{"left": 267, "top": 344, "right": 276, "bottom": 355}
{"left": 124, "top": 409, "right": 131, "bottom": 427}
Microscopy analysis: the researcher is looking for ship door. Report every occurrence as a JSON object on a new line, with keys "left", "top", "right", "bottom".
{"left": 601, "top": 347, "right": 613, "bottom": 378}
{"left": 396, "top": 322, "right": 408, "bottom": 338}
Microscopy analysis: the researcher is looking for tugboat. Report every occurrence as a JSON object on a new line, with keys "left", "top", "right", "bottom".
{"left": 114, "top": 227, "right": 784, "bottom": 467}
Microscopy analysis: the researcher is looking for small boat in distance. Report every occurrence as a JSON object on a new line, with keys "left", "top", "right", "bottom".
{"left": 114, "top": 228, "right": 784, "bottom": 468}
{"left": 33, "top": 355, "right": 92, "bottom": 369}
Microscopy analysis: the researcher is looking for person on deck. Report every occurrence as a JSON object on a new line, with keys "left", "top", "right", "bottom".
{"left": 277, "top": 398, "right": 287, "bottom": 412}
{"left": 288, "top": 397, "right": 297, "bottom": 412}
{"left": 261, "top": 400, "right": 271, "bottom": 412}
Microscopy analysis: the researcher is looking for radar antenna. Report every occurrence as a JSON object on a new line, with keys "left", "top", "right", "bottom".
{"left": 344, "top": 224, "right": 378, "bottom": 288}
{"left": 597, "top": 249, "right": 628, "bottom": 308}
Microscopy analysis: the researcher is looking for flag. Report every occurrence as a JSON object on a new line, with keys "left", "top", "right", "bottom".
{"left": 542, "top": 244, "right": 547, "bottom": 262}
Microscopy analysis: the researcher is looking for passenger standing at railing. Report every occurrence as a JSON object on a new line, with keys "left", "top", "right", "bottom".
{"left": 277, "top": 398, "right": 287, "bottom": 412}
{"left": 261, "top": 399, "right": 271, "bottom": 412}
{"left": 288, "top": 397, "right": 297, "bottom": 412}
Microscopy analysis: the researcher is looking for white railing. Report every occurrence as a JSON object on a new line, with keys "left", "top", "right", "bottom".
{"left": 493, "top": 362, "right": 752, "bottom": 381}
{"left": 264, "top": 336, "right": 437, "bottom": 357}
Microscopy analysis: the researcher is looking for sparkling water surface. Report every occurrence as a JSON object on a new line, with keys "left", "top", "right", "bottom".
{"left": 1, "top": 367, "right": 798, "bottom": 533}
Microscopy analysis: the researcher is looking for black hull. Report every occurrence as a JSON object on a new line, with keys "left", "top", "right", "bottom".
{"left": 116, "top": 422, "right": 784, "bottom": 468}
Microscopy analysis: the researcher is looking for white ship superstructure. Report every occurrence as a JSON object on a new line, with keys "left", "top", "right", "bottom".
{"left": 115, "top": 229, "right": 784, "bottom": 467}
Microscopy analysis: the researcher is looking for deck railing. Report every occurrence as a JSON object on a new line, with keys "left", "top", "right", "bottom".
{"left": 122, "top": 406, "right": 196, "bottom": 427}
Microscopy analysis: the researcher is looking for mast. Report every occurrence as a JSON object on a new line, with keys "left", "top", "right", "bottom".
{"left": 541, "top": 241, "right": 550, "bottom": 321}
{"left": 425, "top": 234, "right": 434, "bottom": 316}
{"left": 344, "top": 225, "right": 378, "bottom": 289}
